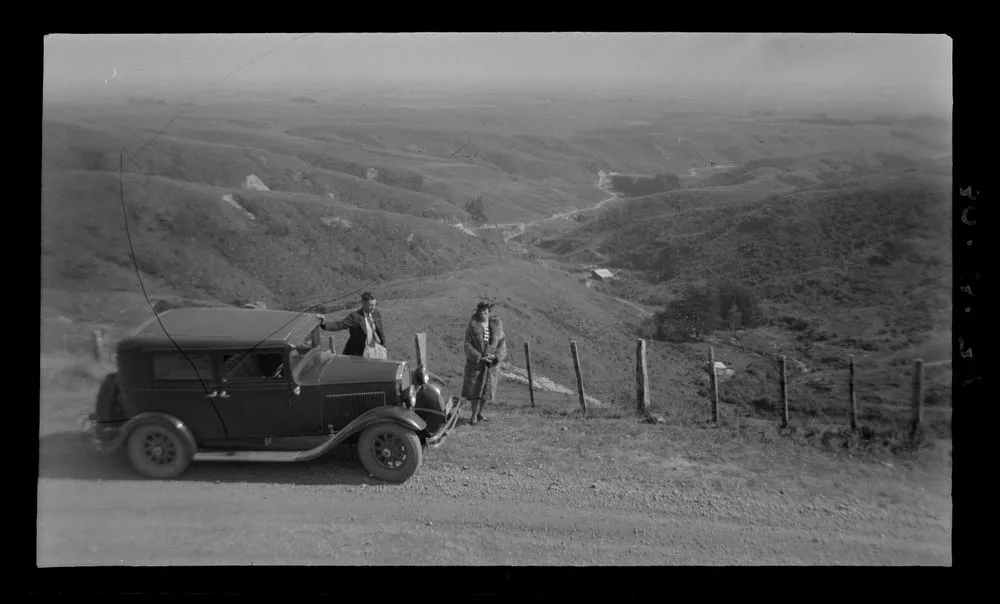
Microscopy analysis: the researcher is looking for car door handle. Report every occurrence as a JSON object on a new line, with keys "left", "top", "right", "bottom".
{"left": 206, "top": 390, "right": 219, "bottom": 398}
{"left": 218, "top": 391, "right": 230, "bottom": 399}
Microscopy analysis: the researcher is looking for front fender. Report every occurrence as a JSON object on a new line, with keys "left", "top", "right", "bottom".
{"left": 82, "top": 411, "right": 198, "bottom": 457}
{"left": 340, "top": 406, "right": 427, "bottom": 440}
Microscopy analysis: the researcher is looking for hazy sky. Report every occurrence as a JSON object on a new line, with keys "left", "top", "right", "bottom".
{"left": 43, "top": 33, "right": 951, "bottom": 97}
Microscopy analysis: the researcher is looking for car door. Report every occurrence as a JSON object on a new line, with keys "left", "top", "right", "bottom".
{"left": 212, "top": 348, "right": 298, "bottom": 438}
{"left": 144, "top": 349, "right": 227, "bottom": 440}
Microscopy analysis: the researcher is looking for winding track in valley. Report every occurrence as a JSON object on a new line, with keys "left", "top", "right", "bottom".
{"left": 472, "top": 188, "right": 622, "bottom": 243}
{"left": 472, "top": 164, "right": 737, "bottom": 243}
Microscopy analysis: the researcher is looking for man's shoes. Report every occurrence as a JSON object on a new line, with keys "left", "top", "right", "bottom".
{"left": 477, "top": 414, "right": 488, "bottom": 422}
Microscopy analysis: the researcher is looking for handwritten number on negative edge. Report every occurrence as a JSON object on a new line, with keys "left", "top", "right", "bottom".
{"left": 960, "top": 186, "right": 978, "bottom": 201}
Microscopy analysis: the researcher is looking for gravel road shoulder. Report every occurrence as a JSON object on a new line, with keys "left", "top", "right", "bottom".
{"left": 38, "top": 406, "right": 951, "bottom": 566}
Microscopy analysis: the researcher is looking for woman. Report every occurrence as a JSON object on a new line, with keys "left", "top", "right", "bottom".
{"left": 461, "top": 301, "right": 507, "bottom": 425}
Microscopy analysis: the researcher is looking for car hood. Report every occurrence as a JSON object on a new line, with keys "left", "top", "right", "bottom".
{"left": 297, "top": 354, "right": 405, "bottom": 386}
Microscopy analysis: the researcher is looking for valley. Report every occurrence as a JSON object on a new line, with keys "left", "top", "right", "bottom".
{"left": 41, "top": 86, "right": 953, "bottom": 433}
{"left": 40, "top": 80, "right": 952, "bottom": 566}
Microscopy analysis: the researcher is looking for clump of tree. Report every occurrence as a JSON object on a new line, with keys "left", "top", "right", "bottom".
{"left": 610, "top": 173, "right": 681, "bottom": 197}
{"left": 465, "top": 195, "right": 488, "bottom": 224}
{"left": 650, "top": 281, "right": 762, "bottom": 341}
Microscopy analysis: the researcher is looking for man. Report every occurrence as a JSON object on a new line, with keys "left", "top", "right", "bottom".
{"left": 461, "top": 300, "right": 507, "bottom": 425}
{"left": 317, "top": 292, "right": 388, "bottom": 359}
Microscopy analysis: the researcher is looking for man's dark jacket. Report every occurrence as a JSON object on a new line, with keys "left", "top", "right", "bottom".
{"left": 320, "top": 308, "right": 387, "bottom": 356}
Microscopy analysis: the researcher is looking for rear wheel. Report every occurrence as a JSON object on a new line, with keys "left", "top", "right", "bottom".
{"left": 357, "top": 423, "right": 422, "bottom": 483}
{"left": 127, "top": 422, "right": 191, "bottom": 479}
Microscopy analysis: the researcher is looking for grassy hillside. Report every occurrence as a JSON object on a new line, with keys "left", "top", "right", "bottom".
{"left": 567, "top": 111, "right": 950, "bottom": 176}
{"left": 42, "top": 119, "right": 471, "bottom": 222}
{"left": 328, "top": 257, "right": 701, "bottom": 407}
{"left": 45, "top": 100, "right": 949, "bottom": 231}
{"left": 585, "top": 173, "right": 950, "bottom": 310}
{"left": 41, "top": 168, "right": 502, "bottom": 310}
{"left": 537, "top": 167, "right": 952, "bottom": 427}
{"left": 42, "top": 104, "right": 612, "bottom": 226}
{"left": 42, "top": 93, "right": 952, "bottom": 451}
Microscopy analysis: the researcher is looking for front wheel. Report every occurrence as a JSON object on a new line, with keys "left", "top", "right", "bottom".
{"left": 357, "top": 423, "right": 422, "bottom": 483}
{"left": 126, "top": 422, "right": 191, "bottom": 479}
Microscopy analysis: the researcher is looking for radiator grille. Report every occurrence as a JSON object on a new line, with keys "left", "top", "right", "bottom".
{"left": 326, "top": 391, "right": 387, "bottom": 418}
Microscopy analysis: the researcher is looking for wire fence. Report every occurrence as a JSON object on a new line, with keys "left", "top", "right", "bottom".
{"left": 44, "top": 321, "right": 950, "bottom": 445}
{"left": 482, "top": 337, "right": 950, "bottom": 445}
{"left": 703, "top": 345, "right": 950, "bottom": 442}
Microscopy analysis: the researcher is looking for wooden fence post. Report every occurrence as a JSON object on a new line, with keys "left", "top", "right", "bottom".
{"left": 570, "top": 341, "right": 587, "bottom": 416}
{"left": 780, "top": 355, "right": 789, "bottom": 428}
{"left": 849, "top": 355, "right": 858, "bottom": 432}
{"left": 414, "top": 332, "right": 428, "bottom": 373}
{"left": 636, "top": 339, "right": 649, "bottom": 415}
{"left": 911, "top": 359, "right": 924, "bottom": 443}
{"left": 92, "top": 329, "right": 104, "bottom": 363}
{"left": 524, "top": 342, "right": 535, "bottom": 408}
{"left": 708, "top": 347, "right": 719, "bottom": 424}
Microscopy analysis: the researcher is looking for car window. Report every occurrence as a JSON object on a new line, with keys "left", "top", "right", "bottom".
{"left": 222, "top": 351, "right": 285, "bottom": 381}
{"left": 153, "top": 353, "right": 214, "bottom": 382}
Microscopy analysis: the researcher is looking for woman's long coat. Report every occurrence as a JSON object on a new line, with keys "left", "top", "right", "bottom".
{"left": 461, "top": 314, "right": 507, "bottom": 401}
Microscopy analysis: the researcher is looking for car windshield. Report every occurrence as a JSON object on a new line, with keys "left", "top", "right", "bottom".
{"left": 287, "top": 316, "right": 323, "bottom": 349}
{"left": 290, "top": 346, "right": 334, "bottom": 385}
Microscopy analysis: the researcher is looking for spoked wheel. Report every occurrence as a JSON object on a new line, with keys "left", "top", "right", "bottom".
{"left": 357, "top": 423, "right": 422, "bottom": 483}
{"left": 126, "top": 423, "right": 191, "bottom": 479}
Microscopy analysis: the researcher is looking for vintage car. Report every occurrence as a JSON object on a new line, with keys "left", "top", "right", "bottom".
{"left": 80, "top": 307, "right": 461, "bottom": 483}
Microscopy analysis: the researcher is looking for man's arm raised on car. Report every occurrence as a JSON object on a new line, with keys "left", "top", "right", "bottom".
{"left": 318, "top": 312, "right": 357, "bottom": 332}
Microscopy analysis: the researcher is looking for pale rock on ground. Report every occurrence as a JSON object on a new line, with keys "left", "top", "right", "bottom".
{"left": 244, "top": 174, "right": 270, "bottom": 191}
{"left": 222, "top": 194, "right": 256, "bottom": 221}
{"left": 321, "top": 216, "right": 354, "bottom": 229}
{"left": 451, "top": 223, "right": 479, "bottom": 237}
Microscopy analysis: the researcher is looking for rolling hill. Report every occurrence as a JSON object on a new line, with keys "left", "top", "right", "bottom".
{"left": 41, "top": 168, "right": 503, "bottom": 307}
{"left": 42, "top": 91, "right": 952, "bottom": 442}
{"left": 535, "top": 166, "right": 952, "bottom": 418}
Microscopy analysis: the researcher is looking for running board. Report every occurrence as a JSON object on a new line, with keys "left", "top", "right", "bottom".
{"left": 193, "top": 450, "right": 314, "bottom": 463}
{"left": 190, "top": 407, "right": 425, "bottom": 464}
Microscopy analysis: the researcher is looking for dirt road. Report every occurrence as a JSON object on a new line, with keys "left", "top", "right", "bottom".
{"left": 472, "top": 177, "right": 623, "bottom": 242}
{"left": 607, "top": 295, "right": 656, "bottom": 317}
{"left": 473, "top": 163, "right": 735, "bottom": 243}
{"left": 683, "top": 164, "right": 738, "bottom": 178}
{"left": 38, "top": 407, "right": 951, "bottom": 566}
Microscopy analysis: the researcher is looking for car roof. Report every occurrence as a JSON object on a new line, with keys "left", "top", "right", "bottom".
{"left": 118, "top": 307, "right": 316, "bottom": 351}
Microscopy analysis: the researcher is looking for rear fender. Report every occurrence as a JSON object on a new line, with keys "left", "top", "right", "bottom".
{"left": 83, "top": 411, "right": 198, "bottom": 457}
{"left": 94, "top": 372, "right": 126, "bottom": 423}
